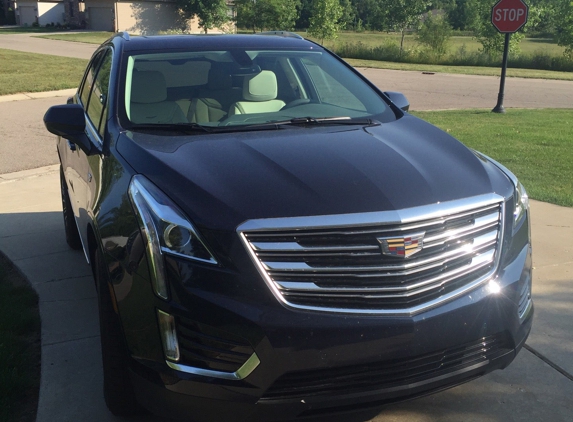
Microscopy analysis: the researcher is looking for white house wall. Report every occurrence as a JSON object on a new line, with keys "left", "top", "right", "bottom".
{"left": 115, "top": 1, "right": 192, "bottom": 34}
{"left": 64, "top": 0, "right": 235, "bottom": 33}
{"left": 37, "top": 2, "right": 65, "bottom": 26}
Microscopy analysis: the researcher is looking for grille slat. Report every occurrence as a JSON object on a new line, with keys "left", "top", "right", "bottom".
{"left": 239, "top": 195, "right": 504, "bottom": 314}
{"left": 276, "top": 251, "right": 494, "bottom": 295}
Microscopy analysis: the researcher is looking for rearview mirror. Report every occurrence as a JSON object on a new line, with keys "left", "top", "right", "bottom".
{"left": 384, "top": 91, "right": 410, "bottom": 112}
{"left": 43, "top": 104, "right": 93, "bottom": 155}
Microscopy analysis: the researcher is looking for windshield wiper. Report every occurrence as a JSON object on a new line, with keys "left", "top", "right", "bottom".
{"left": 225, "top": 117, "right": 381, "bottom": 132}
{"left": 128, "top": 123, "right": 213, "bottom": 133}
{"left": 276, "top": 117, "right": 381, "bottom": 127}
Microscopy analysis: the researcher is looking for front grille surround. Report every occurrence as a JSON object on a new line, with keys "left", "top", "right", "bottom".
{"left": 238, "top": 194, "right": 506, "bottom": 316}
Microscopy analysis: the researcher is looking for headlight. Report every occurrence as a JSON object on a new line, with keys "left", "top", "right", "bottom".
{"left": 474, "top": 151, "right": 529, "bottom": 230}
{"left": 128, "top": 175, "right": 218, "bottom": 299}
{"left": 514, "top": 181, "right": 529, "bottom": 228}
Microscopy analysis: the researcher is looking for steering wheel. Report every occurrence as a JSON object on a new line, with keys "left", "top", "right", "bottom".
{"left": 281, "top": 99, "right": 312, "bottom": 110}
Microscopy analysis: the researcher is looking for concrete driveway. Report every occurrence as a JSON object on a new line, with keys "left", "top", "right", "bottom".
{"left": 0, "top": 166, "right": 571, "bottom": 422}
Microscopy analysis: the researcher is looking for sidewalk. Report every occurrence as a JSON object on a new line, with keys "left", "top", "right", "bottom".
{"left": 0, "top": 88, "right": 76, "bottom": 103}
{"left": 0, "top": 165, "right": 572, "bottom": 421}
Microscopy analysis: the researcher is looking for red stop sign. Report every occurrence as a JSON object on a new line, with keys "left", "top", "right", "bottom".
{"left": 491, "top": 0, "right": 529, "bottom": 33}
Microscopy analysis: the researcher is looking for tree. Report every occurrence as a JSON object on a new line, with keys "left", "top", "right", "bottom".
{"left": 467, "top": 0, "right": 525, "bottom": 56}
{"left": 446, "top": 0, "right": 478, "bottom": 30}
{"left": 354, "top": 0, "right": 389, "bottom": 31}
{"left": 176, "top": 0, "right": 230, "bottom": 33}
{"left": 526, "top": 0, "right": 559, "bottom": 34}
{"left": 555, "top": 0, "right": 573, "bottom": 57}
{"left": 338, "top": 0, "right": 357, "bottom": 30}
{"left": 417, "top": 12, "right": 453, "bottom": 57}
{"left": 296, "top": 0, "right": 313, "bottom": 29}
{"left": 308, "top": 0, "right": 344, "bottom": 44}
{"left": 383, "top": 0, "right": 432, "bottom": 56}
{"left": 236, "top": 0, "right": 300, "bottom": 32}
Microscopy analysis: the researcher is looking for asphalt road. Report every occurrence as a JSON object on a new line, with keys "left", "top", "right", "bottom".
{"left": 1, "top": 33, "right": 572, "bottom": 175}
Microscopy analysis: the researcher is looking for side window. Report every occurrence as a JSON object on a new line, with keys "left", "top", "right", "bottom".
{"left": 87, "top": 50, "right": 112, "bottom": 138}
{"left": 79, "top": 51, "right": 105, "bottom": 109}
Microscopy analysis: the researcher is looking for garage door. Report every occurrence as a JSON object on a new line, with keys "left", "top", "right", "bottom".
{"left": 19, "top": 6, "right": 36, "bottom": 26}
{"left": 89, "top": 7, "right": 113, "bottom": 31}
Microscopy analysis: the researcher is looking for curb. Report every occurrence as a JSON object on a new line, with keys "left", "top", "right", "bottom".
{"left": 0, "top": 88, "right": 76, "bottom": 103}
{"left": 0, "top": 164, "right": 60, "bottom": 183}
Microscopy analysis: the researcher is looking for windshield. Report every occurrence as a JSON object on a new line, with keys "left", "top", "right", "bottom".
{"left": 123, "top": 48, "right": 395, "bottom": 130}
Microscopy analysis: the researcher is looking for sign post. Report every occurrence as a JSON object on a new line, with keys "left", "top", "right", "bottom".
{"left": 491, "top": 0, "right": 529, "bottom": 113}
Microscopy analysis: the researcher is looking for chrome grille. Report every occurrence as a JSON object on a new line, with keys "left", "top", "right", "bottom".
{"left": 238, "top": 194, "right": 505, "bottom": 315}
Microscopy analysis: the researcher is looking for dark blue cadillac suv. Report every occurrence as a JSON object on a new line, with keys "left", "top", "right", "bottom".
{"left": 43, "top": 32, "right": 533, "bottom": 421}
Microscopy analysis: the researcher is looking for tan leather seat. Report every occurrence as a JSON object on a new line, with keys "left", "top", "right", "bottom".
{"left": 229, "top": 71, "right": 286, "bottom": 116}
{"left": 188, "top": 66, "right": 242, "bottom": 124}
{"left": 130, "top": 71, "right": 187, "bottom": 124}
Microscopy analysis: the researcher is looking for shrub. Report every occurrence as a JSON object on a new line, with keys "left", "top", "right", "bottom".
{"left": 416, "top": 12, "right": 452, "bottom": 58}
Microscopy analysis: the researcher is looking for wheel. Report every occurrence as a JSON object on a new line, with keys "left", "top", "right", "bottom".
{"left": 281, "top": 98, "right": 311, "bottom": 110}
{"left": 95, "top": 249, "right": 142, "bottom": 417}
{"left": 60, "top": 167, "right": 82, "bottom": 250}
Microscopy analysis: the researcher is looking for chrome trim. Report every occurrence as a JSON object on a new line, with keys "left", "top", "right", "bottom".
{"left": 275, "top": 250, "right": 495, "bottom": 294}
{"left": 261, "top": 231, "right": 497, "bottom": 272}
{"left": 238, "top": 193, "right": 502, "bottom": 232}
{"left": 165, "top": 352, "right": 261, "bottom": 381}
{"left": 238, "top": 194, "right": 506, "bottom": 316}
{"left": 518, "top": 276, "right": 533, "bottom": 322}
{"left": 250, "top": 211, "right": 499, "bottom": 257}
{"left": 161, "top": 247, "right": 218, "bottom": 265}
{"left": 251, "top": 242, "right": 377, "bottom": 252}
{"left": 248, "top": 204, "right": 499, "bottom": 238}
{"left": 73, "top": 214, "right": 91, "bottom": 263}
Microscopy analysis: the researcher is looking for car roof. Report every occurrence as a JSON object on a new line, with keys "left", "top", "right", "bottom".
{"left": 115, "top": 34, "right": 318, "bottom": 52}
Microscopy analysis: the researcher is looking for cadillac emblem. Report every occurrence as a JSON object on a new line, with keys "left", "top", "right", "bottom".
{"left": 377, "top": 232, "right": 425, "bottom": 258}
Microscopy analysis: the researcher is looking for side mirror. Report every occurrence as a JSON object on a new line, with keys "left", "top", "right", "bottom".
{"left": 384, "top": 91, "right": 410, "bottom": 112}
{"left": 43, "top": 104, "right": 93, "bottom": 155}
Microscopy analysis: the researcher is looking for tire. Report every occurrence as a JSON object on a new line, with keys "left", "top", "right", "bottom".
{"left": 95, "top": 249, "right": 142, "bottom": 417}
{"left": 60, "top": 167, "right": 82, "bottom": 250}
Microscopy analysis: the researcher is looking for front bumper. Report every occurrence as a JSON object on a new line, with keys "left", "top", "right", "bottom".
{"left": 125, "top": 241, "right": 533, "bottom": 422}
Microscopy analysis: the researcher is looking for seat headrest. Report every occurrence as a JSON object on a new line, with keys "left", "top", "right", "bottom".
{"left": 207, "top": 65, "right": 233, "bottom": 91}
{"left": 243, "top": 71, "right": 278, "bottom": 102}
{"left": 131, "top": 71, "right": 167, "bottom": 104}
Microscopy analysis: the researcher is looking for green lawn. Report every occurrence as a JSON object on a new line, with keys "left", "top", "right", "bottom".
{"left": 0, "top": 27, "right": 66, "bottom": 35}
{"left": 0, "top": 255, "right": 40, "bottom": 422}
{"left": 35, "top": 31, "right": 114, "bottom": 44}
{"left": 411, "top": 109, "right": 573, "bottom": 208}
{"left": 346, "top": 58, "right": 573, "bottom": 81}
{"left": 0, "top": 49, "right": 87, "bottom": 95}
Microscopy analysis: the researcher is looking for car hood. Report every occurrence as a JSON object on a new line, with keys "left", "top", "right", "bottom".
{"left": 117, "top": 115, "right": 510, "bottom": 231}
